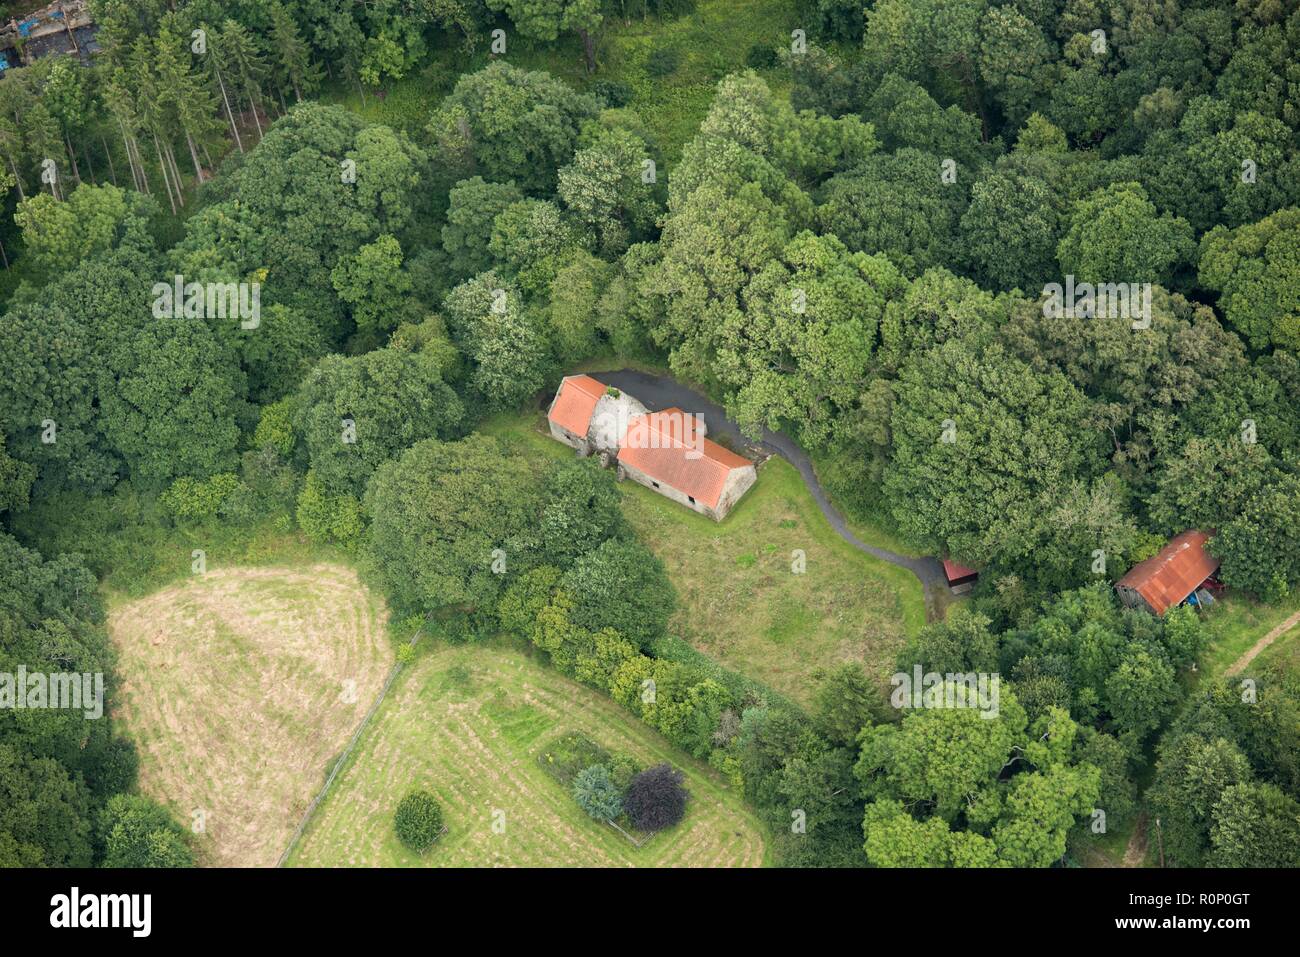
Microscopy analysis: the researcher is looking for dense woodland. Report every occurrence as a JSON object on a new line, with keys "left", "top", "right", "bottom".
{"left": 1, "top": 0, "right": 1298, "bottom": 868}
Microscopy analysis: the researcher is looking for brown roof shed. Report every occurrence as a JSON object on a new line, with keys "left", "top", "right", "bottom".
{"left": 1115, "top": 530, "right": 1220, "bottom": 615}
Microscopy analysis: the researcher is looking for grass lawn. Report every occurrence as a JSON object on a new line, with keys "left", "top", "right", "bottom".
{"left": 109, "top": 563, "right": 395, "bottom": 867}
{"left": 1256, "top": 623, "right": 1300, "bottom": 672}
{"left": 1197, "top": 590, "right": 1300, "bottom": 678}
{"left": 326, "top": 0, "right": 798, "bottom": 166}
{"left": 288, "top": 639, "right": 766, "bottom": 867}
{"left": 485, "top": 410, "right": 924, "bottom": 708}
{"left": 620, "top": 456, "right": 922, "bottom": 705}
{"left": 808, "top": 452, "right": 923, "bottom": 561}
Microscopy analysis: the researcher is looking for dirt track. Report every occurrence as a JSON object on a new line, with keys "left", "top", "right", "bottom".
{"left": 1225, "top": 609, "right": 1300, "bottom": 676}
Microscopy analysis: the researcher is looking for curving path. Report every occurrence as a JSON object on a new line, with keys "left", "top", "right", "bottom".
{"left": 592, "top": 370, "right": 951, "bottom": 619}
{"left": 1224, "top": 609, "right": 1300, "bottom": 677}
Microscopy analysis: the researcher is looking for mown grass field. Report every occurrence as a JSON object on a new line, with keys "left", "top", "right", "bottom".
{"left": 486, "top": 410, "right": 924, "bottom": 708}
{"left": 327, "top": 0, "right": 797, "bottom": 165}
{"left": 288, "top": 639, "right": 766, "bottom": 867}
{"left": 109, "top": 564, "right": 394, "bottom": 867}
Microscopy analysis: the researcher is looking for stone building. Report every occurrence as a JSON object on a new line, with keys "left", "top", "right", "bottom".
{"left": 547, "top": 374, "right": 757, "bottom": 522}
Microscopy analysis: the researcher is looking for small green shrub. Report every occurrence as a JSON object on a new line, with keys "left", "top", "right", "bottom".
{"left": 538, "top": 731, "right": 612, "bottom": 787}
{"left": 99, "top": 794, "right": 195, "bottom": 868}
{"left": 745, "top": 44, "right": 779, "bottom": 69}
{"left": 394, "top": 790, "right": 444, "bottom": 851}
{"left": 438, "top": 610, "right": 494, "bottom": 644}
{"left": 572, "top": 764, "right": 623, "bottom": 821}
{"left": 160, "top": 473, "right": 241, "bottom": 522}
{"left": 295, "top": 470, "right": 362, "bottom": 546}
{"left": 608, "top": 753, "right": 641, "bottom": 792}
{"left": 592, "top": 80, "right": 632, "bottom": 108}
{"left": 253, "top": 397, "right": 297, "bottom": 457}
{"left": 646, "top": 47, "right": 681, "bottom": 78}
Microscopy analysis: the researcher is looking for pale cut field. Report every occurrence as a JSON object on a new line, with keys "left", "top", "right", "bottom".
{"left": 289, "top": 641, "right": 767, "bottom": 867}
{"left": 108, "top": 564, "right": 394, "bottom": 867}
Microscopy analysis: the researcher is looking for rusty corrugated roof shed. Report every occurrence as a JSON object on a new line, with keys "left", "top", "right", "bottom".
{"left": 1116, "top": 530, "right": 1219, "bottom": 615}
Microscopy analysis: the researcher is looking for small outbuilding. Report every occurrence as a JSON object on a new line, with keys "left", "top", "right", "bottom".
{"left": 943, "top": 559, "right": 979, "bottom": 594}
{"left": 1115, "top": 530, "right": 1221, "bottom": 615}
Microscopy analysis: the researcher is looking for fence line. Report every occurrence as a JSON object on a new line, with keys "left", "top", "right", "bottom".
{"left": 276, "top": 620, "right": 428, "bottom": 867}
{"left": 606, "top": 819, "right": 651, "bottom": 848}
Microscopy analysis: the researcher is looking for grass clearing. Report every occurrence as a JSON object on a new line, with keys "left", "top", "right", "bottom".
{"left": 1073, "top": 814, "right": 1146, "bottom": 868}
{"left": 326, "top": 0, "right": 797, "bottom": 165}
{"left": 288, "top": 639, "right": 766, "bottom": 867}
{"left": 109, "top": 564, "right": 394, "bottom": 867}
{"left": 621, "top": 456, "right": 921, "bottom": 706}
{"left": 486, "top": 410, "right": 924, "bottom": 708}
{"left": 1256, "top": 621, "right": 1300, "bottom": 672}
{"left": 1198, "top": 590, "right": 1300, "bottom": 678}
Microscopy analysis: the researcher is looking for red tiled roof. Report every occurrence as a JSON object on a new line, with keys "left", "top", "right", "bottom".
{"left": 619, "top": 408, "right": 751, "bottom": 509}
{"left": 1116, "top": 530, "right": 1220, "bottom": 615}
{"left": 547, "top": 375, "right": 605, "bottom": 436}
{"left": 943, "top": 559, "right": 978, "bottom": 583}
